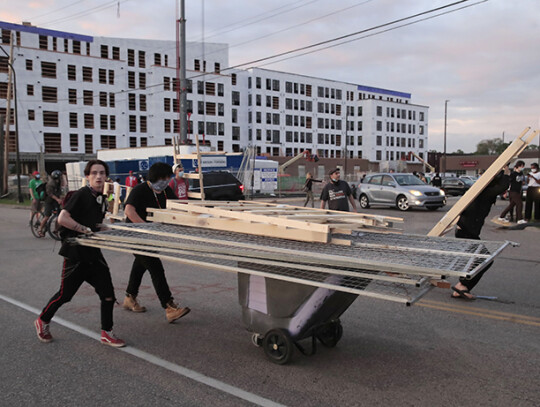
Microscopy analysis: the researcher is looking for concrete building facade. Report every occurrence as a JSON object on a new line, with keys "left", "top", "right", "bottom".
{"left": 0, "top": 20, "right": 429, "bottom": 173}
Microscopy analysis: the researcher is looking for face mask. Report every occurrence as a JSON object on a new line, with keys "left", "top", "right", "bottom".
{"left": 532, "top": 169, "right": 538, "bottom": 173}
{"left": 151, "top": 179, "right": 169, "bottom": 193}
{"left": 35, "top": 174, "right": 40, "bottom": 179}
{"left": 177, "top": 171, "right": 184, "bottom": 178}
{"left": 331, "top": 177, "right": 339, "bottom": 184}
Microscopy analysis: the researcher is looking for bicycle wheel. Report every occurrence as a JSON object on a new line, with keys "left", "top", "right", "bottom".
{"left": 47, "top": 213, "right": 61, "bottom": 241}
{"left": 30, "top": 211, "right": 44, "bottom": 238}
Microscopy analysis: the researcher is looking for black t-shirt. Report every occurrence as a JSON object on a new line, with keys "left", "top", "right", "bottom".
{"left": 431, "top": 175, "right": 442, "bottom": 187}
{"left": 320, "top": 180, "right": 351, "bottom": 212}
{"left": 59, "top": 186, "right": 108, "bottom": 261}
{"left": 125, "top": 181, "right": 176, "bottom": 222}
{"left": 508, "top": 170, "right": 524, "bottom": 192}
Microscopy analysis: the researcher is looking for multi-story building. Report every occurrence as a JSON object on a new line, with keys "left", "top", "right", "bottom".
{"left": 0, "top": 20, "right": 428, "bottom": 172}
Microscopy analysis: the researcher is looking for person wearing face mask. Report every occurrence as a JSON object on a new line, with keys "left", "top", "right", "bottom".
{"left": 498, "top": 160, "right": 525, "bottom": 224}
{"left": 524, "top": 162, "right": 540, "bottom": 222}
{"left": 29, "top": 170, "right": 44, "bottom": 221}
{"left": 320, "top": 168, "right": 357, "bottom": 212}
{"left": 123, "top": 162, "right": 191, "bottom": 322}
{"left": 169, "top": 163, "right": 189, "bottom": 200}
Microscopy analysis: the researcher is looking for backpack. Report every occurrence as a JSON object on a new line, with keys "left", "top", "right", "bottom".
{"left": 36, "top": 182, "right": 46, "bottom": 197}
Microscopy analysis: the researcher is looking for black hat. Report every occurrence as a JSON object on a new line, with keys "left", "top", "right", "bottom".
{"left": 328, "top": 168, "right": 340, "bottom": 176}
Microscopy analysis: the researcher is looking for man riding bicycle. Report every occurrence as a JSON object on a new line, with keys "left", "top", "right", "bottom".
{"left": 29, "top": 170, "right": 44, "bottom": 221}
{"left": 39, "top": 170, "right": 63, "bottom": 237}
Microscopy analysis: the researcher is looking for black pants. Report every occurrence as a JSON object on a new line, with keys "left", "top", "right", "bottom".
{"left": 524, "top": 186, "right": 540, "bottom": 221}
{"left": 500, "top": 191, "right": 523, "bottom": 221}
{"left": 126, "top": 255, "right": 172, "bottom": 308}
{"left": 455, "top": 228, "right": 492, "bottom": 291}
{"left": 40, "top": 256, "right": 115, "bottom": 331}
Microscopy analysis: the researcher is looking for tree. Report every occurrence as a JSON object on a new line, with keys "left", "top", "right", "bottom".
{"left": 475, "top": 138, "right": 509, "bottom": 155}
{"left": 454, "top": 149, "right": 464, "bottom": 154}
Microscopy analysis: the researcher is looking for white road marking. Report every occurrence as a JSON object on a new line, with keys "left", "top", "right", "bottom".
{"left": 0, "top": 293, "right": 286, "bottom": 407}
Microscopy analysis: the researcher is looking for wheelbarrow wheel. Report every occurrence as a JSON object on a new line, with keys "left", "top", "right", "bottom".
{"left": 262, "top": 329, "right": 294, "bottom": 365}
{"left": 316, "top": 321, "right": 343, "bottom": 348}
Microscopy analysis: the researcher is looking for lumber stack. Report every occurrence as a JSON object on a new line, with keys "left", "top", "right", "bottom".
{"left": 147, "top": 200, "right": 403, "bottom": 245}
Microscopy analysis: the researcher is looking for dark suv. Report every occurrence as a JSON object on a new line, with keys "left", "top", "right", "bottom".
{"left": 441, "top": 177, "right": 473, "bottom": 196}
{"left": 189, "top": 171, "right": 245, "bottom": 201}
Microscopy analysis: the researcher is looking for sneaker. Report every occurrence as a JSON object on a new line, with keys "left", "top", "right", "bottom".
{"left": 517, "top": 219, "right": 527, "bottom": 224}
{"left": 497, "top": 217, "right": 509, "bottom": 223}
{"left": 165, "top": 301, "right": 191, "bottom": 323}
{"left": 101, "top": 330, "right": 126, "bottom": 348}
{"left": 34, "top": 318, "right": 53, "bottom": 343}
{"left": 123, "top": 294, "right": 146, "bottom": 313}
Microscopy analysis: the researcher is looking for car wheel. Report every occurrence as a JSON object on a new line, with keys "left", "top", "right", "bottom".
{"left": 359, "top": 194, "right": 370, "bottom": 209}
{"left": 396, "top": 195, "right": 410, "bottom": 211}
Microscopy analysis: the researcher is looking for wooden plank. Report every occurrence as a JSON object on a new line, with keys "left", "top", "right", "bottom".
{"left": 183, "top": 173, "right": 204, "bottom": 179}
{"left": 166, "top": 200, "right": 331, "bottom": 233}
{"left": 147, "top": 209, "right": 330, "bottom": 243}
{"left": 428, "top": 127, "right": 538, "bottom": 237}
{"left": 187, "top": 191, "right": 204, "bottom": 199}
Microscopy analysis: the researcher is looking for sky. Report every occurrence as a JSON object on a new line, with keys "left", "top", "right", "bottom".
{"left": 1, "top": 0, "right": 539, "bottom": 153}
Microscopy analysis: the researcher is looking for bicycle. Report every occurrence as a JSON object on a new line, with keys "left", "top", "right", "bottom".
{"left": 30, "top": 202, "right": 61, "bottom": 241}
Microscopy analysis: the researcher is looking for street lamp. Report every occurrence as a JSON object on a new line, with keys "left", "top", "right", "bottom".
{"left": 443, "top": 100, "right": 449, "bottom": 175}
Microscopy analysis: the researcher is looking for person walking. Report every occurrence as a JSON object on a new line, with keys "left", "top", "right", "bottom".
{"left": 38, "top": 170, "right": 63, "bottom": 237}
{"left": 122, "top": 162, "right": 191, "bottom": 322}
{"left": 28, "top": 170, "right": 44, "bottom": 220}
{"left": 498, "top": 160, "right": 526, "bottom": 224}
{"left": 431, "top": 173, "right": 442, "bottom": 188}
{"left": 451, "top": 168, "right": 510, "bottom": 300}
{"left": 125, "top": 170, "right": 138, "bottom": 188}
{"left": 524, "top": 162, "right": 540, "bottom": 222}
{"left": 303, "top": 172, "right": 321, "bottom": 207}
{"left": 169, "top": 163, "right": 189, "bottom": 200}
{"left": 34, "top": 160, "right": 125, "bottom": 347}
{"left": 320, "top": 168, "right": 357, "bottom": 212}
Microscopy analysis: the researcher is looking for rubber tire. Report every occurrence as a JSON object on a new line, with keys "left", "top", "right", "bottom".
{"left": 396, "top": 195, "right": 410, "bottom": 211}
{"left": 30, "top": 211, "right": 44, "bottom": 238}
{"left": 359, "top": 194, "right": 370, "bottom": 209}
{"left": 47, "top": 213, "right": 61, "bottom": 241}
{"left": 317, "top": 321, "right": 343, "bottom": 348}
{"left": 262, "top": 329, "right": 294, "bottom": 365}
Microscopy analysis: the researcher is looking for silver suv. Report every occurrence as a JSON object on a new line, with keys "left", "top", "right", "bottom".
{"left": 359, "top": 173, "right": 446, "bottom": 211}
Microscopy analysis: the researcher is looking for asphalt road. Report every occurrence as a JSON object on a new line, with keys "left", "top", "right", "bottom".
{"left": 0, "top": 198, "right": 539, "bottom": 407}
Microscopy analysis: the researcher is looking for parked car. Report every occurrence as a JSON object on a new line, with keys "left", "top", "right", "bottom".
{"left": 441, "top": 177, "right": 474, "bottom": 196}
{"left": 358, "top": 173, "right": 445, "bottom": 211}
{"left": 189, "top": 171, "right": 245, "bottom": 201}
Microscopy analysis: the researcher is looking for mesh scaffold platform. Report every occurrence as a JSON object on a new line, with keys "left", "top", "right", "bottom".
{"left": 75, "top": 223, "right": 512, "bottom": 305}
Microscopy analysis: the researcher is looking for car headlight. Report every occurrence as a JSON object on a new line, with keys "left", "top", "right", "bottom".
{"left": 439, "top": 189, "right": 445, "bottom": 196}
{"left": 409, "top": 190, "right": 423, "bottom": 196}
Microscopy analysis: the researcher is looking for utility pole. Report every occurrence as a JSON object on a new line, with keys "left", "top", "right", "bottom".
{"left": 442, "top": 100, "right": 449, "bottom": 175}
{"left": 0, "top": 114, "right": 4, "bottom": 195}
{"left": 343, "top": 110, "right": 348, "bottom": 179}
{"left": 176, "top": 0, "right": 188, "bottom": 145}
{"left": 2, "top": 40, "right": 14, "bottom": 196}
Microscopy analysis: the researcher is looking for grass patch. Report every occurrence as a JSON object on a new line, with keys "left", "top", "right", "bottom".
{"left": 0, "top": 198, "right": 31, "bottom": 207}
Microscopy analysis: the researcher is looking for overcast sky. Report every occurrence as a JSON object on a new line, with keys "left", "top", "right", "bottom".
{"left": 1, "top": 0, "right": 539, "bottom": 153}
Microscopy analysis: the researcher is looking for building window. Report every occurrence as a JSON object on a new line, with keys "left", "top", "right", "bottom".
{"left": 100, "top": 45, "right": 108, "bottom": 58}
{"left": 73, "top": 40, "right": 81, "bottom": 54}
{"left": 99, "top": 69, "right": 107, "bottom": 84}
{"left": 214, "top": 62, "right": 220, "bottom": 73}
{"left": 101, "top": 135, "right": 116, "bottom": 149}
{"left": 27, "top": 84, "right": 34, "bottom": 96}
{"left": 84, "top": 113, "right": 94, "bottom": 129}
{"left": 67, "top": 65, "right": 76, "bottom": 81}
{"left": 138, "top": 50, "right": 145, "bottom": 68}
{"left": 99, "top": 91, "right": 107, "bottom": 107}
{"left": 83, "top": 90, "right": 93, "bottom": 106}
{"left": 82, "top": 66, "right": 92, "bottom": 82}
{"left": 109, "top": 70, "right": 115, "bottom": 85}
{"left": 139, "top": 72, "right": 146, "bottom": 89}
{"left": 140, "top": 137, "right": 147, "bottom": 147}
{"left": 140, "top": 116, "right": 147, "bottom": 133}
{"left": 163, "top": 98, "right": 170, "bottom": 112}
{"left": 28, "top": 110, "right": 35, "bottom": 121}
{"left": 70, "top": 134, "right": 78, "bottom": 151}
{"left": 129, "top": 115, "right": 137, "bottom": 132}
{"left": 43, "top": 133, "right": 61, "bottom": 153}
{"left": 139, "top": 94, "right": 147, "bottom": 111}
{"left": 39, "top": 35, "right": 48, "bottom": 50}
{"left": 25, "top": 59, "right": 33, "bottom": 71}
{"left": 100, "top": 114, "right": 108, "bottom": 130}
{"left": 109, "top": 92, "right": 115, "bottom": 107}
{"left": 42, "top": 86, "right": 58, "bottom": 103}
{"left": 194, "top": 59, "right": 200, "bottom": 71}
{"left": 206, "top": 82, "right": 215, "bottom": 95}
{"left": 232, "top": 91, "right": 240, "bottom": 106}
{"left": 112, "top": 47, "right": 120, "bottom": 60}
{"left": 41, "top": 62, "right": 56, "bottom": 78}
{"left": 69, "top": 112, "right": 78, "bottom": 128}
{"left": 85, "top": 134, "right": 93, "bottom": 153}
{"left": 232, "top": 73, "right": 237, "bottom": 86}
{"left": 42, "top": 111, "right": 59, "bottom": 127}
{"left": 128, "top": 72, "right": 136, "bottom": 89}
{"left": 127, "top": 49, "right": 135, "bottom": 66}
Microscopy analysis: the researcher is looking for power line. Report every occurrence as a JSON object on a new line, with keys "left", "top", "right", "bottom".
{"left": 188, "top": 0, "right": 322, "bottom": 41}
{"left": 40, "top": 0, "right": 131, "bottom": 27}
{"left": 225, "top": 0, "right": 474, "bottom": 71}
{"left": 28, "top": 0, "right": 88, "bottom": 23}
